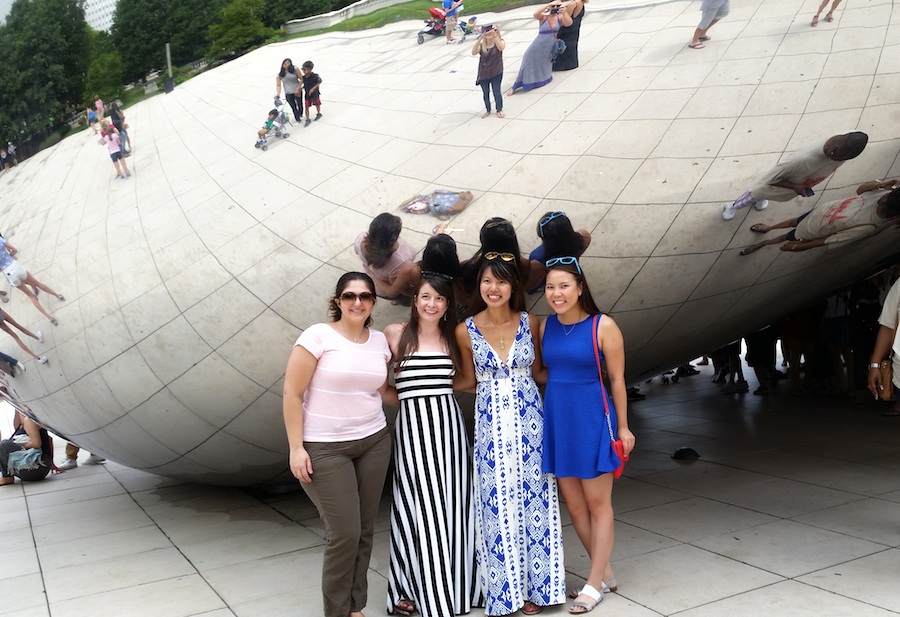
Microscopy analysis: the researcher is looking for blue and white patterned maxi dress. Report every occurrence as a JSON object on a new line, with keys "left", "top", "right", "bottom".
{"left": 465, "top": 313, "right": 566, "bottom": 615}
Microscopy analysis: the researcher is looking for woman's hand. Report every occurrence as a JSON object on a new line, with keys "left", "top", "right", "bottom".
{"left": 290, "top": 447, "right": 314, "bottom": 483}
{"left": 618, "top": 426, "right": 636, "bottom": 457}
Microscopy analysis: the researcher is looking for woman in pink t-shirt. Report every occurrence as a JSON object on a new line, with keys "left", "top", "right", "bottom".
{"left": 283, "top": 272, "right": 393, "bottom": 617}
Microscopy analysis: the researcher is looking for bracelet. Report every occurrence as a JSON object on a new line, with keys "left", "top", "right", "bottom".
{"left": 870, "top": 362, "right": 883, "bottom": 369}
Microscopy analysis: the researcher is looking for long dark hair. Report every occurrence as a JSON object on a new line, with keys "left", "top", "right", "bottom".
{"left": 468, "top": 258, "right": 526, "bottom": 315}
{"left": 537, "top": 212, "right": 584, "bottom": 261}
{"left": 328, "top": 272, "right": 377, "bottom": 327}
{"left": 396, "top": 273, "right": 461, "bottom": 371}
{"left": 421, "top": 234, "right": 461, "bottom": 279}
{"left": 461, "top": 217, "right": 523, "bottom": 296}
{"left": 545, "top": 259, "right": 601, "bottom": 315}
{"left": 279, "top": 58, "right": 295, "bottom": 78}
{"left": 362, "top": 213, "right": 402, "bottom": 269}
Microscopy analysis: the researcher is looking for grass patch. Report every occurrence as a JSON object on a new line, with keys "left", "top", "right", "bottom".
{"left": 289, "top": 0, "right": 537, "bottom": 37}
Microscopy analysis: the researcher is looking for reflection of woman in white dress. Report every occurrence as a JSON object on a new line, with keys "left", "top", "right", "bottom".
{"left": 455, "top": 256, "right": 565, "bottom": 616}
{"left": 383, "top": 272, "right": 481, "bottom": 616}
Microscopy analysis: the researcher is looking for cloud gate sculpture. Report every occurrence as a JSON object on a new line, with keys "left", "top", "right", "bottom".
{"left": 1, "top": 0, "right": 898, "bottom": 485}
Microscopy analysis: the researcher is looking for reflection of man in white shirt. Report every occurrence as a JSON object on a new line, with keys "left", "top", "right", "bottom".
{"left": 723, "top": 131, "right": 869, "bottom": 220}
{"left": 868, "top": 277, "right": 900, "bottom": 409}
{"left": 738, "top": 180, "right": 900, "bottom": 255}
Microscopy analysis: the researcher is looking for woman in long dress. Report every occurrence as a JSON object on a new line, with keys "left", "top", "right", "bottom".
{"left": 552, "top": 0, "right": 586, "bottom": 71}
{"left": 508, "top": 2, "right": 572, "bottom": 95}
{"left": 383, "top": 272, "right": 481, "bottom": 616}
{"left": 540, "top": 256, "right": 635, "bottom": 613}
{"left": 455, "top": 255, "right": 566, "bottom": 616}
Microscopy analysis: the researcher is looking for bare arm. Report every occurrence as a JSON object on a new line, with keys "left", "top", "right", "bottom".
{"left": 380, "top": 323, "right": 405, "bottom": 408}
{"left": 380, "top": 262, "right": 422, "bottom": 298}
{"left": 453, "top": 322, "right": 477, "bottom": 391}
{"left": 598, "top": 315, "right": 634, "bottom": 456}
{"left": 530, "top": 313, "right": 547, "bottom": 385}
{"left": 283, "top": 345, "right": 318, "bottom": 483}
{"left": 495, "top": 29, "right": 506, "bottom": 51}
{"left": 21, "top": 414, "right": 42, "bottom": 450}
{"left": 275, "top": 75, "right": 282, "bottom": 96}
{"left": 868, "top": 325, "right": 896, "bottom": 399}
{"left": 577, "top": 229, "right": 592, "bottom": 254}
{"left": 780, "top": 238, "right": 827, "bottom": 252}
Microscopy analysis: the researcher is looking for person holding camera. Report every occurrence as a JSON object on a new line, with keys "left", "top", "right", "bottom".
{"left": 552, "top": 0, "right": 586, "bottom": 70}
{"left": 508, "top": 2, "right": 572, "bottom": 96}
{"left": 472, "top": 25, "right": 506, "bottom": 118}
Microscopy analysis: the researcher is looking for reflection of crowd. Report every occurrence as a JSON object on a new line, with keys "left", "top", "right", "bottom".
{"left": 285, "top": 213, "right": 633, "bottom": 616}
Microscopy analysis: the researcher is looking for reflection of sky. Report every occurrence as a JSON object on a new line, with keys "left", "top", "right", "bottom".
{"left": 0, "top": 0, "right": 12, "bottom": 23}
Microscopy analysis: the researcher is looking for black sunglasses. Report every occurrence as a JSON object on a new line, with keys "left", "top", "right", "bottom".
{"left": 340, "top": 291, "right": 376, "bottom": 302}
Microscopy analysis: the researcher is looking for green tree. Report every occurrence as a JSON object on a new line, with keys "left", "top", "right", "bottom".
{"left": 262, "top": 0, "right": 336, "bottom": 28}
{"left": 0, "top": 0, "right": 89, "bottom": 137}
{"left": 83, "top": 29, "right": 123, "bottom": 104}
{"left": 208, "top": 0, "right": 273, "bottom": 60}
{"left": 112, "top": 0, "right": 225, "bottom": 83}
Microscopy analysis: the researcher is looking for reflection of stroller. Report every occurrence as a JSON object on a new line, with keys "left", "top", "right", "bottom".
{"left": 416, "top": 7, "right": 472, "bottom": 44}
{"left": 254, "top": 97, "right": 291, "bottom": 151}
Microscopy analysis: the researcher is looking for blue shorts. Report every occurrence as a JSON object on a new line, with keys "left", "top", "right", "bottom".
{"left": 785, "top": 210, "right": 812, "bottom": 241}
{"left": 110, "top": 151, "right": 122, "bottom": 162}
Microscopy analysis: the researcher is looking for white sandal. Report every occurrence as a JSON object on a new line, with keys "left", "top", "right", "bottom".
{"left": 568, "top": 583, "right": 603, "bottom": 614}
{"left": 568, "top": 578, "right": 616, "bottom": 599}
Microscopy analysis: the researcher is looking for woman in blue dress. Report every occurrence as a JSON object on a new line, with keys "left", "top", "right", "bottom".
{"left": 540, "top": 256, "right": 635, "bottom": 614}
{"left": 455, "top": 254, "right": 566, "bottom": 616}
{"left": 508, "top": 2, "right": 572, "bottom": 95}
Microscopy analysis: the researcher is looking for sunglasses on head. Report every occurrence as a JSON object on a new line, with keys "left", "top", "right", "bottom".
{"left": 539, "top": 211, "right": 566, "bottom": 229}
{"left": 340, "top": 291, "right": 376, "bottom": 302}
{"left": 421, "top": 270, "right": 453, "bottom": 282}
{"left": 485, "top": 251, "right": 516, "bottom": 262}
{"left": 545, "top": 256, "right": 582, "bottom": 274}
{"left": 484, "top": 218, "right": 512, "bottom": 230}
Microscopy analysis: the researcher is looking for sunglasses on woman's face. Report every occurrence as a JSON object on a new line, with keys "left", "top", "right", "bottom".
{"left": 485, "top": 251, "right": 516, "bottom": 262}
{"left": 539, "top": 211, "right": 566, "bottom": 229}
{"left": 340, "top": 291, "right": 376, "bottom": 303}
{"left": 545, "top": 255, "right": 582, "bottom": 274}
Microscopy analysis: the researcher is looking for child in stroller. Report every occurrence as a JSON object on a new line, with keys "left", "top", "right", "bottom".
{"left": 417, "top": 7, "right": 475, "bottom": 44}
{"left": 255, "top": 97, "right": 291, "bottom": 150}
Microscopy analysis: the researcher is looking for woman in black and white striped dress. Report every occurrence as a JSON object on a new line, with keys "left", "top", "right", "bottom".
{"left": 382, "top": 271, "right": 481, "bottom": 616}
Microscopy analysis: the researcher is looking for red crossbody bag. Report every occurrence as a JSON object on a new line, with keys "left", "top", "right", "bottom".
{"left": 591, "top": 314, "right": 628, "bottom": 479}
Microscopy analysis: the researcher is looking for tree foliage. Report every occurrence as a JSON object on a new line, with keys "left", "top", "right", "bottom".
{"left": 207, "top": 0, "right": 273, "bottom": 60}
{"left": 0, "top": 0, "right": 89, "bottom": 139}
{"left": 112, "top": 0, "right": 226, "bottom": 82}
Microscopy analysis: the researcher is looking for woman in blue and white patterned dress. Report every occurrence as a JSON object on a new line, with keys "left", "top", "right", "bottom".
{"left": 455, "top": 254, "right": 566, "bottom": 616}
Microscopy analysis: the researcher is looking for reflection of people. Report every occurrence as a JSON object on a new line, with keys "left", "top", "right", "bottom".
{"left": 552, "top": 0, "right": 586, "bottom": 70}
{"left": 472, "top": 25, "right": 506, "bottom": 119}
{"left": 0, "top": 233, "right": 65, "bottom": 325}
{"left": 508, "top": 2, "right": 572, "bottom": 95}
{"left": 740, "top": 181, "right": 900, "bottom": 255}
{"left": 383, "top": 273, "right": 480, "bottom": 616}
{"left": 108, "top": 103, "right": 131, "bottom": 154}
{"left": 283, "top": 272, "right": 392, "bottom": 617}
{"left": 689, "top": 0, "right": 729, "bottom": 49}
{"left": 812, "top": 0, "right": 843, "bottom": 26}
{"left": 355, "top": 213, "right": 421, "bottom": 301}
{"left": 868, "top": 277, "right": 900, "bottom": 414}
{"left": 723, "top": 131, "right": 868, "bottom": 220}
{"left": 0, "top": 412, "right": 62, "bottom": 485}
{"left": 276, "top": 58, "right": 304, "bottom": 123}
{"left": 443, "top": 0, "right": 463, "bottom": 43}
{"left": 528, "top": 211, "right": 592, "bottom": 292}
{"left": 541, "top": 256, "right": 634, "bottom": 613}
{"left": 455, "top": 256, "right": 565, "bottom": 617}
{"left": 0, "top": 308, "right": 46, "bottom": 364}
{"left": 100, "top": 123, "right": 131, "bottom": 179}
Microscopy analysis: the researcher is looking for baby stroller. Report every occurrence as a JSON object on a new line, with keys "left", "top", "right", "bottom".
{"left": 457, "top": 16, "right": 478, "bottom": 44}
{"left": 417, "top": 7, "right": 447, "bottom": 44}
{"left": 254, "top": 97, "right": 291, "bottom": 151}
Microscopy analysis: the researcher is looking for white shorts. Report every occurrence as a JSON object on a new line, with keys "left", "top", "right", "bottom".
{"left": 3, "top": 261, "right": 27, "bottom": 287}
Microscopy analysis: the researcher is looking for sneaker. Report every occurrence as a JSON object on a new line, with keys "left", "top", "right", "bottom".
{"left": 37, "top": 355, "right": 48, "bottom": 365}
{"left": 84, "top": 454, "right": 106, "bottom": 465}
{"left": 58, "top": 457, "right": 77, "bottom": 470}
{"left": 736, "top": 379, "right": 750, "bottom": 392}
{"left": 753, "top": 385, "right": 770, "bottom": 395}
{"left": 753, "top": 199, "right": 769, "bottom": 211}
{"left": 314, "top": 113, "right": 322, "bottom": 121}
{"left": 0, "top": 290, "right": 7, "bottom": 303}
{"left": 125, "top": 172, "right": 131, "bottom": 178}
{"left": 722, "top": 202, "right": 736, "bottom": 220}
{"left": 36, "top": 330, "right": 43, "bottom": 343}
{"left": 304, "top": 119, "right": 311, "bottom": 127}
{"left": 57, "top": 294, "right": 65, "bottom": 301}
{"left": 50, "top": 317, "right": 58, "bottom": 326}
{"left": 13, "top": 361, "right": 25, "bottom": 375}
{"left": 722, "top": 381, "right": 741, "bottom": 393}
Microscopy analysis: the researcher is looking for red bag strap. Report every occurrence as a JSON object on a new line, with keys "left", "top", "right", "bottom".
{"left": 591, "top": 315, "right": 617, "bottom": 442}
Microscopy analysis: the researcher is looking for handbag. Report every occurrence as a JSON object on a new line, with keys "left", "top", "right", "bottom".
{"left": 591, "top": 314, "right": 628, "bottom": 478}
{"left": 548, "top": 18, "right": 566, "bottom": 61}
{"left": 880, "top": 360, "right": 895, "bottom": 401}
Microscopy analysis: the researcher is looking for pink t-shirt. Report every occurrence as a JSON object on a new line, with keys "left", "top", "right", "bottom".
{"left": 103, "top": 133, "right": 121, "bottom": 154}
{"left": 296, "top": 323, "right": 390, "bottom": 442}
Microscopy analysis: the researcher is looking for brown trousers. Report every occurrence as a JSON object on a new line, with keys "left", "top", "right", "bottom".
{"left": 302, "top": 427, "right": 391, "bottom": 617}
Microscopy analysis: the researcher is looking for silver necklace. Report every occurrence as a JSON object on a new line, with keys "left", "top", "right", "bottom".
{"left": 338, "top": 321, "right": 366, "bottom": 344}
{"left": 561, "top": 312, "right": 585, "bottom": 336}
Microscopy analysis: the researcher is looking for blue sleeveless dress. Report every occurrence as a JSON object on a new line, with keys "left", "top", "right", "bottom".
{"left": 542, "top": 314, "right": 620, "bottom": 478}
{"left": 466, "top": 313, "right": 566, "bottom": 615}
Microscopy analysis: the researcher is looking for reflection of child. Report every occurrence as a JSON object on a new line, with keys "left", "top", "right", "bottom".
{"left": 257, "top": 109, "right": 278, "bottom": 143}
{"left": 100, "top": 124, "right": 130, "bottom": 179}
{"left": 301, "top": 61, "right": 323, "bottom": 127}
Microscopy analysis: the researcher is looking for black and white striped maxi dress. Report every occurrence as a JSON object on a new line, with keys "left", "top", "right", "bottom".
{"left": 387, "top": 353, "right": 482, "bottom": 615}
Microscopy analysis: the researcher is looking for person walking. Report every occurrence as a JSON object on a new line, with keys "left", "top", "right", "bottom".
{"left": 275, "top": 58, "right": 304, "bottom": 123}
{"left": 689, "top": 0, "right": 729, "bottom": 49}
